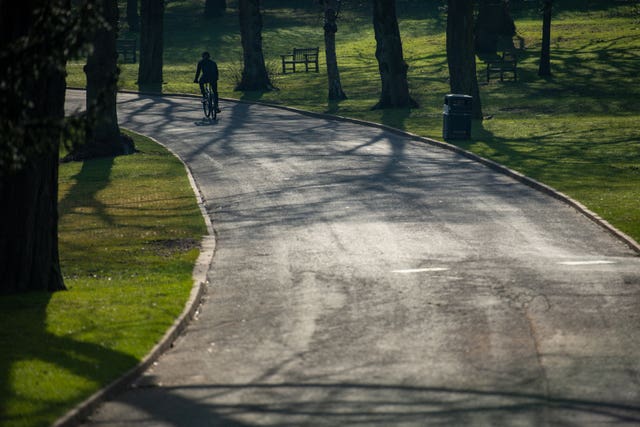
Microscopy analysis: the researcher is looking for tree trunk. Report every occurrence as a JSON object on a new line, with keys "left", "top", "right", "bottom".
{"left": 0, "top": 0, "right": 68, "bottom": 293}
{"left": 0, "top": 128, "right": 65, "bottom": 294}
{"left": 538, "top": 0, "right": 552, "bottom": 76}
{"left": 322, "top": 0, "right": 347, "bottom": 101}
{"left": 372, "top": 0, "right": 416, "bottom": 109}
{"left": 205, "top": 0, "right": 226, "bottom": 18}
{"left": 236, "top": 0, "right": 271, "bottom": 91}
{"left": 447, "top": 0, "right": 483, "bottom": 120}
{"left": 127, "top": 0, "right": 139, "bottom": 32}
{"left": 74, "top": 0, "right": 125, "bottom": 160}
{"left": 138, "top": 0, "right": 164, "bottom": 91}
{"left": 475, "top": 0, "right": 516, "bottom": 54}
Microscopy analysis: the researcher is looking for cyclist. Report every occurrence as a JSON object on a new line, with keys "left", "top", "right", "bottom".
{"left": 194, "top": 51, "right": 220, "bottom": 113}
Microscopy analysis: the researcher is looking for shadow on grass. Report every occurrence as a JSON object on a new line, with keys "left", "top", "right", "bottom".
{"left": 380, "top": 106, "right": 412, "bottom": 131}
{"left": 466, "top": 120, "right": 567, "bottom": 180}
{"left": 238, "top": 90, "right": 269, "bottom": 103}
{"left": 137, "top": 82, "right": 163, "bottom": 94}
{"left": 465, "top": 120, "right": 639, "bottom": 189}
{"left": 0, "top": 292, "right": 139, "bottom": 426}
{"left": 480, "top": 35, "right": 640, "bottom": 114}
{"left": 325, "top": 98, "right": 347, "bottom": 115}
{"left": 58, "top": 156, "right": 115, "bottom": 225}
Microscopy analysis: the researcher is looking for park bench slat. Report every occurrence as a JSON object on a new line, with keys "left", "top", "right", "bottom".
{"left": 280, "top": 47, "right": 319, "bottom": 74}
{"left": 486, "top": 50, "right": 517, "bottom": 82}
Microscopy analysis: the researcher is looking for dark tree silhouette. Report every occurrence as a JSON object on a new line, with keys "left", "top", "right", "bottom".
{"left": 539, "top": 0, "right": 552, "bottom": 76}
{"left": 372, "top": 0, "right": 417, "bottom": 109}
{"left": 127, "top": 0, "right": 139, "bottom": 31}
{"left": 205, "top": 0, "right": 227, "bottom": 18}
{"left": 0, "top": 0, "right": 99, "bottom": 293}
{"left": 138, "top": 0, "right": 164, "bottom": 91}
{"left": 66, "top": 0, "right": 134, "bottom": 161}
{"left": 236, "top": 0, "right": 272, "bottom": 91}
{"left": 475, "top": 0, "right": 516, "bottom": 54}
{"left": 321, "top": 0, "right": 347, "bottom": 101}
{"left": 446, "top": 0, "right": 483, "bottom": 120}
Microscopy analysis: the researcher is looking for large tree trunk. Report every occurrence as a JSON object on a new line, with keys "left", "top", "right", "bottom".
{"left": 138, "top": 0, "right": 164, "bottom": 91}
{"left": 322, "top": 0, "right": 347, "bottom": 101}
{"left": 127, "top": 0, "right": 139, "bottom": 32}
{"left": 372, "top": 0, "right": 416, "bottom": 109}
{"left": 72, "top": 0, "right": 126, "bottom": 160}
{"left": 0, "top": 0, "right": 68, "bottom": 293}
{"left": 538, "top": 0, "right": 552, "bottom": 76}
{"left": 447, "top": 0, "right": 483, "bottom": 120}
{"left": 205, "top": 0, "right": 226, "bottom": 18}
{"left": 0, "top": 125, "right": 65, "bottom": 294}
{"left": 475, "top": 0, "right": 516, "bottom": 54}
{"left": 236, "top": 0, "right": 271, "bottom": 91}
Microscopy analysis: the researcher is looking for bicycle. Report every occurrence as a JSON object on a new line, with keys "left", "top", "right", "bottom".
{"left": 201, "top": 82, "right": 218, "bottom": 120}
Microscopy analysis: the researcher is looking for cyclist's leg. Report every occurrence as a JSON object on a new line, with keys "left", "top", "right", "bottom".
{"left": 199, "top": 80, "right": 206, "bottom": 97}
{"left": 212, "top": 81, "right": 220, "bottom": 112}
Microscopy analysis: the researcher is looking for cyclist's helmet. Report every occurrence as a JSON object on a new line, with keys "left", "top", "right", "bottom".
{"left": 202, "top": 51, "right": 210, "bottom": 59}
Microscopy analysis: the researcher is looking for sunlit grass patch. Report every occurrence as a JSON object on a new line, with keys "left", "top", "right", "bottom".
{"left": 0, "top": 131, "right": 206, "bottom": 427}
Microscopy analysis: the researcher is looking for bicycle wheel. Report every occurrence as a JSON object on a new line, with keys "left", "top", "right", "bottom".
{"left": 202, "top": 88, "right": 213, "bottom": 118}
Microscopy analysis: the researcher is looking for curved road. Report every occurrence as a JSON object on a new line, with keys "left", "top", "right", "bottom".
{"left": 66, "top": 90, "right": 640, "bottom": 426}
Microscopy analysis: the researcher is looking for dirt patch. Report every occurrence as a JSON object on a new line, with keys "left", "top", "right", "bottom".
{"left": 146, "top": 238, "right": 200, "bottom": 257}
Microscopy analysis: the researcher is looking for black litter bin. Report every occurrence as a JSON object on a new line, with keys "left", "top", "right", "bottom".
{"left": 443, "top": 94, "right": 472, "bottom": 140}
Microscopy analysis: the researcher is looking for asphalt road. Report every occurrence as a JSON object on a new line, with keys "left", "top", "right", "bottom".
{"left": 65, "top": 90, "right": 640, "bottom": 426}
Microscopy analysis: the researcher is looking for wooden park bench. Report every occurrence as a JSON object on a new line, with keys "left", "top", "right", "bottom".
{"left": 116, "top": 38, "right": 137, "bottom": 63}
{"left": 486, "top": 50, "right": 517, "bottom": 82}
{"left": 280, "top": 47, "right": 319, "bottom": 74}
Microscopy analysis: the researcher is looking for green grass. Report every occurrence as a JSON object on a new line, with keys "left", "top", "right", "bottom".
{"left": 69, "top": 0, "right": 640, "bottom": 243}
{"left": 0, "top": 131, "right": 207, "bottom": 427}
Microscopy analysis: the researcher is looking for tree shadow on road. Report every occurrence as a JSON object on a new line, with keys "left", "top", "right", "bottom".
{"left": 96, "top": 379, "right": 640, "bottom": 426}
{"left": 98, "top": 92, "right": 640, "bottom": 426}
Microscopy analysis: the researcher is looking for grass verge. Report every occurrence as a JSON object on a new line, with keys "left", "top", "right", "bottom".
{"left": 67, "top": 0, "right": 640, "bottom": 244}
{"left": 0, "top": 130, "right": 207, "bottom": 427}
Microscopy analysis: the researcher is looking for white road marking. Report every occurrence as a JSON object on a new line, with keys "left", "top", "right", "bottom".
{"left": 392, "top": 268, "right": 449, "bottom": 274}
{"left": 558, "top": 260, "right": 617, "bottom": 266}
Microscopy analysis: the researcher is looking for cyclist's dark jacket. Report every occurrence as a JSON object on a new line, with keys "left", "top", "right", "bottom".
{"left": 195, "top": 58, "right": 219, "bottom": 83}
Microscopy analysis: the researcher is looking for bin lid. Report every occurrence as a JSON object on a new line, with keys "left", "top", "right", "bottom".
{"left": 444, "top": 94, "right": 472, "bottom": 107}
{"left": 444, "top": 94, "right": 472, "bottom": 102}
